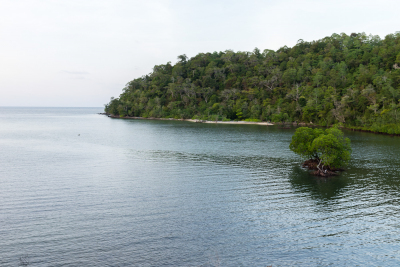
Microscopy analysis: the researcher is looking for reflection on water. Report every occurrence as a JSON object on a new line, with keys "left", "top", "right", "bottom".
{"left": 1, "top": 107, "right": 400, "bottom": 266}
{"left": 289, "top": 166, "right": 349, "bottom": 201}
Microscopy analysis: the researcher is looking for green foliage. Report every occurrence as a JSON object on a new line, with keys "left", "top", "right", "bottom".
{"left": 289, "top": 127, "right": 325, "bottom": 159}
{"left": 105, "top": 32, "right": 400, "bottom": 134}
{"left": 244, "top": 118, "right": 261, "bottom": 122}
{"left": 312, "top": 128, "right": 352, "bottom": 168}
{"left": 299, "top": 96, "right": 307, "bottom": 107}
{"left": 290, "top": 127, "right": 351, "bottom": 169}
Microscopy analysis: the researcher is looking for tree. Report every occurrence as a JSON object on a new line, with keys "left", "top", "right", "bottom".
{"left": 312, "top": 127, "right": 351, "bottom": 169}
{"left": 289, "top": 126, "right": 351, "bottom": 176}
{"left": 177, "top": 54, "right": 188, "bottom": 63}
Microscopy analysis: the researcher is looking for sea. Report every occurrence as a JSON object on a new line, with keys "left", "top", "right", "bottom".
{"left": 1, "top": 107, "right": 400, "bottom": 266}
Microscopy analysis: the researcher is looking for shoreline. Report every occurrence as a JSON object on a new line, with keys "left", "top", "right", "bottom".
{"left": 103, "top": 114, "right": 274, "bottom": 126}
{"left": 99, "top": 114, "right": 400, "bottom": 136}
{"left": 344, "top": 127, "right": 400, "bottom": 137}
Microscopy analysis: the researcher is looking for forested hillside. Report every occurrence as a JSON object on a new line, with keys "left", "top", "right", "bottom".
{"left": 105, "top": 32, "right": 400, "bottom": 134}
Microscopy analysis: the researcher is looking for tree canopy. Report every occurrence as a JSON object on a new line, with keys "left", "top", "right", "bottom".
{"left": 290, "top": 126, "right": 351, "bottom": 175}
{"left": 105, "top": 32, "right": 400, "bottom": 134}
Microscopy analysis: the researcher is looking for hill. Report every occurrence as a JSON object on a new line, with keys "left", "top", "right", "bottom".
{"left": 105, "top": 32, "right": 400, "bottom": 134}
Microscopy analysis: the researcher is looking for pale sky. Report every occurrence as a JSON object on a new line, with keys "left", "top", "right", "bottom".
{"left": 1, "top": 0, "right": 399, "bottom": 107}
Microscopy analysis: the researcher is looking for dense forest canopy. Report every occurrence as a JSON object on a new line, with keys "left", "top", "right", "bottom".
{"left": 105, "top": 32, "right": 400, "bottom": 134}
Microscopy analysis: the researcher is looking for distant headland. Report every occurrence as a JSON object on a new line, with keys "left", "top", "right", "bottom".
{"left": 104, "top": 32, "right": 400, "bottom": 135}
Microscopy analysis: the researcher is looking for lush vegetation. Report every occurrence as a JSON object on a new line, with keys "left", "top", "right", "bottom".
{"left": 290, "top": 126, "right": 351, "bottom": 176}
{"left": 105, "top": 32, "right": 400, "bottom": 134}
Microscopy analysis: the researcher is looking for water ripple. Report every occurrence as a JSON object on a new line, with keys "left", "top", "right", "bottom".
{"left": 1, "top": 108, "right": 400, "bottom": 266}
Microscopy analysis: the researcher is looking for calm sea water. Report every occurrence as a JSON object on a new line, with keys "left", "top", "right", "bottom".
{"left": 1, "top": 107, "right": 400, "bottom": 266}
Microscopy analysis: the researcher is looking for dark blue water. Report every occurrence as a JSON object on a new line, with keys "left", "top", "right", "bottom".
{"left": 1, "top": 107, "right": 400, "bottom": 266}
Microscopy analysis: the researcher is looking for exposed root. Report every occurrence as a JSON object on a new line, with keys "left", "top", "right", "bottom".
{"left": 302, "top": 159, "right": 343, "bottom": 177}
{"left": 302, "top": 159, "right": 319, "bottom": 170}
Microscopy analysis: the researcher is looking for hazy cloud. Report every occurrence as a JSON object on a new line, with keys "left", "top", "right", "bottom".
{"left": 1, "top": 0, "right": 400, "bottom": 106}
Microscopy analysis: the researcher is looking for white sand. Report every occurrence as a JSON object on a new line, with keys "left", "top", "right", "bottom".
{"left": 107, "top": 115, "right": 274, "bottom": 125}
{"left": 185, "top": 119, "right": 273, "bottom": 125}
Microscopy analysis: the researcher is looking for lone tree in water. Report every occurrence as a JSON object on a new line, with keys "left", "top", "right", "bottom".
{"left": 289, "top": 126, "right": 351, "bottom": 176}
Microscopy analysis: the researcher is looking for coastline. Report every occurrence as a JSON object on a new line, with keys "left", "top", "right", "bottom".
{"left": 103, "top": 114, "right": 274, "bottom": 126}
{"left": 99, "top": 114, "right": 400, "bottom": 136}
{"left": 344, "top": 126, "right": 400, "bottom": 137}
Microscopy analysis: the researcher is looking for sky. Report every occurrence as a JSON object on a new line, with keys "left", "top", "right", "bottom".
{"left": 1, "top": 0, "right": 399, "bottom": 107}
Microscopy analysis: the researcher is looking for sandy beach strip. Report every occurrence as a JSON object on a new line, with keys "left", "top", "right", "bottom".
{"left": 105, "top": 115, "right": 274, "bottom": 126}
{"left": 185, "top": 119, "right": 274, "bottom": 125}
